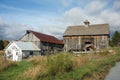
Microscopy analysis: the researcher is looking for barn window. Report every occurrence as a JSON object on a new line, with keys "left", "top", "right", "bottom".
{"left": 30, "top": 51, "right": 33, "bottom": 55}
{"left": 16, "top": 52, "right": 18, "bottom": 55}
{"left": 85, "top": 42, "right": 91, "bottom": 44}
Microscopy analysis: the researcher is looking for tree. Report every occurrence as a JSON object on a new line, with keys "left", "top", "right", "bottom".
{"left": 0, "top": 40, "right": 4, "bottom": 50}
{"left": 3, "top": 40, "right": 9, "bottom": 48}
{"left": 0, "top": 40, "right": 9, "bottom": 50}
{"left": 111, "top": 31, "right": 120, "bottom": 46}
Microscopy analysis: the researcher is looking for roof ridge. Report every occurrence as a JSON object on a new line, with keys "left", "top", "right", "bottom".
{"left": 68, "top": 23, "right": 109, "bottom": 27}
{"left": 27, "top": 30, "right": 56, "bottom": 38}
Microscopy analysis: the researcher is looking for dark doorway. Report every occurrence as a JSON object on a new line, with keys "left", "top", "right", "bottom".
{"left": 30, "top": 51, "right": 33, "bottom": 55}
{"left": 85, "top": 42, "right": 91, "bottom": 44}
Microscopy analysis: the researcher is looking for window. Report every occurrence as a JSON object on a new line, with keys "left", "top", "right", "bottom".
{"left": 30, "top": 51, "right": 33, "bottom": 55}
{"left": 85, "top": 42, "right": 91, "bottom": 44}
{"left": 16, "top": 52, "right": 18, "bottom": 55}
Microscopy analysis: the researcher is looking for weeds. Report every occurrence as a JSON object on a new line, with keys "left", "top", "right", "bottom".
{"left": 0, "top": 51, "right": 14, "bottom": 71}
{"left": 1, "top": 48, "right": 120, "bottom": 80}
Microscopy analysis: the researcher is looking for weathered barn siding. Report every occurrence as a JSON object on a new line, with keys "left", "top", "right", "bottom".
{"left": 20, "top": 30, "right": 64, "bottom": 54}
{"left": 64, "top": 35, "right": 109, "bottom": 51}
{"left": 63, "top": 20, "right": 109, "bottom": 51}
{"left": 21, "top": 32, "right": 41, "bottom": 48}
{"left": 22, "top": 51, "right": 40, "bottom": 58}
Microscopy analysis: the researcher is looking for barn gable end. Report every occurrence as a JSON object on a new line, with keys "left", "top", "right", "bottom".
{"left": 63, "top": 20, "right": 109, "bottom": 52}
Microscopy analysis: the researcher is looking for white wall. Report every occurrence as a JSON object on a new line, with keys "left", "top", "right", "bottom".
{"left": 5, "top": 42, "right": 22, "bottom": 61}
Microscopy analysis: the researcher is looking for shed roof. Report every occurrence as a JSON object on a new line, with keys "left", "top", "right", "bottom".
{"left": 15, "top": 41, "right": 40, "bottom": 51}
{"left": 27, "top": 30, "right": 63, "bottom": 44}
{"left": 63, "top": 24, "right": 109, "bottom": 36}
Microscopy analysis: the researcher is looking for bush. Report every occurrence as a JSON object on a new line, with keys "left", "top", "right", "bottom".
{"left": 46, "top": 53, "right": 73, "bottom": 75}
{"left": 0, "top": 55, "right": 14, "bottom": 71}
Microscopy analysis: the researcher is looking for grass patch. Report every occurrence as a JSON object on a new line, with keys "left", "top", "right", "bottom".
{"left": 0, "top": 51, "right": 14, "bottom": 71}
{"left": 1, "top": 47, "right": 120, "bottom": 80}
{"left": 0, "top": 61, "right": 33, "bottom": 80}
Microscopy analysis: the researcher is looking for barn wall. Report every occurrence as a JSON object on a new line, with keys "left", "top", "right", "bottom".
{"left": 40, "top": 42, "right": 63, "bottom": 54}
{"left": 20, "top": 32, "right": 63, "bottom": 54}
{"left": 63, "top": 35, "right": 109, "bottom": 51}
{"left": 22, "top": 51, "right": 40, "bottom": 58}
{"left": 20, "top": 33, "right": 40, "bottom": 48}
{"left": 64, "top": 36, "right": 81, "bottom": 51}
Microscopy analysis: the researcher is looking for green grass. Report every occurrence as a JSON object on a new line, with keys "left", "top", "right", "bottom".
{"left": 38, "top": 48, "right": 120, "bottom": 80}
{"left": 38, "top": 57, "right": 113, "bottom": 80}
{"left": 0, "top": 61, "right": 33, "bottom": 80}
{"left": 1, "top": 47, "right": 120, "bottom": 80}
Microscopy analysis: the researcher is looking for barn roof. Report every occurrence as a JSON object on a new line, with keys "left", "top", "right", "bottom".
{"left": 15, "top": 41, "right": 40, "bottom": 51}
{"left": 63, "top": 24, "right": 109, "bottom": 36}
{"left": 27, "top": 30, "right": 63, "bottom": 44}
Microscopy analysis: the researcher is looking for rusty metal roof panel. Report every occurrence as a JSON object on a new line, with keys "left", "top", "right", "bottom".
{"left": 27, "top": 30, "right": 63, "bottom": 44}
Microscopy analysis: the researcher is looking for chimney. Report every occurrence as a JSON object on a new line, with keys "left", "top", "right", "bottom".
{"left": 84, "top": 20, "right": 90, "bottom": 27}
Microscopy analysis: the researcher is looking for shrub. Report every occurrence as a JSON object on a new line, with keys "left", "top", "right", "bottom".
{"left": 0, "top": 55, "right": 14, "bottom": 71}
{"left": 46, "top": 53, "right": 73, "bottom": 75}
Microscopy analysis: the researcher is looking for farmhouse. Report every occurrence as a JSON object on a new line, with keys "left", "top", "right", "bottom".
{"left": 4, "top": 41, "right": 40, "bottom": 61}
{"left": 63, "top": 20, "right": 109, "bottom": 52}
{"left": 20, "top": 30, "right": 64, "bottom": 54}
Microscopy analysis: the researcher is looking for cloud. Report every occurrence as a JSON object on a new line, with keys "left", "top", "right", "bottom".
{"left": 56, "top": 0, "right": 120, "bottom": 35}
{"left": 59, "top": 7, "right": 104, "bottom": 25}
{"left": 0, "top": 17, "right": 33, "bottom": 40}
{"left": 85, "top": 0, "right": 106, "bottom": 14}
{"left": 63, "top": 7, "right": 85, "bottom": 24}
{"left": 0, "top": 0, "right": 120, "bottom": 40}
{"left": 100, "top": 9, "right": 120, "bottom": 31}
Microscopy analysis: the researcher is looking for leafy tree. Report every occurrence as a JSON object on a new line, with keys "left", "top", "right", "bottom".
{"left": 3, "top": 40, "right": 9, "bottom": 48}
{"left": 111, "top": 31, "right": 120, "bottom": 46}
{"left": 0, "top": 40, "right": 9, "bottom": 50}
{"left": 0, "top": 40, "right": 4, "bottom": 50}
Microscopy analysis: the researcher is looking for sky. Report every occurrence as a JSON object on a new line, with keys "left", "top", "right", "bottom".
{"left": 0, "top": 0, "right": 120, "bottom": 40}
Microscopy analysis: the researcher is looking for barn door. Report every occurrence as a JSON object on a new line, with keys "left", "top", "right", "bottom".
{"left": 13, "top": 50, "right": 19, "bottom": 61}
{"left": 15, "top": 51, "right": 19, "bottom": 61}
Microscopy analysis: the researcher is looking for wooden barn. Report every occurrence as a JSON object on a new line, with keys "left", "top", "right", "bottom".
{"left": 20, "top": 30, "right": 63, "bottom": 54}
{"left": 63, "top": 20, "right": 109, "bottom": 52}
{"left": 4, "top": 41, "right": 40, "bottom": 61}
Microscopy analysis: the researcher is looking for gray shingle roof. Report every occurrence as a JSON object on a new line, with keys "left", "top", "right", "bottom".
{"left": 15, "top": 41, "right": 40, "bottom": 51}
{"left": 63, "top": 24, "right": 109, "bottom": 36}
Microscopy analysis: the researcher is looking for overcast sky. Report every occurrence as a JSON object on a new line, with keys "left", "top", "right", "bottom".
{"left": 0, "top": 0, "right": 120, "bottom": 40}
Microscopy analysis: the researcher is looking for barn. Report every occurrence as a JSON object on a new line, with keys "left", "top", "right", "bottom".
{"left": 20, "top": 30, "right": 64, "bottom": 54}
{"left": 4, "top": 41, "right": 40, "bottom": 61}
{"left": 63, "top": 20, "right": 109, "bottom": 52}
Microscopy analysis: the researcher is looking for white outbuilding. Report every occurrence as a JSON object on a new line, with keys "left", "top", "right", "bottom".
{"left": 4, "top": 41, "right": 40, "bottom": 61}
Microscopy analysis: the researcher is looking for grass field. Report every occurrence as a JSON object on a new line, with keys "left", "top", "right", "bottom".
{"left": 0, "top": 48, "right": 120, "bottom": 80}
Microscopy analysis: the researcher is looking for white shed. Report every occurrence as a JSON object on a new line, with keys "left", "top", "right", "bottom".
{"left": 4, "top": 41, "right": 40, "bottom": 61}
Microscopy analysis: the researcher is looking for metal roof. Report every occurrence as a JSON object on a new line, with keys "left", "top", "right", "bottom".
{"left": 63, "top": 24, "right": 109, "bottom": 36}
{"left": 15, "top": 41, "right": 40, "bottom": 51}
{"left": 27, "top": 30, "right": 63, "bottom": 44}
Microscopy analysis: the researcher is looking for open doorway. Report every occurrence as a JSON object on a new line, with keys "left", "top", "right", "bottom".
{"left": 30, "top": 51, "right": 33, "bottom": 56}
{"left": 85, "top": 42, "right": 91, "bottom": 45}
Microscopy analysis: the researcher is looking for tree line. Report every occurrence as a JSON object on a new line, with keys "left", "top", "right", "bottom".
{"left": 0, "top": 40, "right": 9, "bottom": 50}
{"left": 110, "top": 31, "right": 120, "bottom": 47}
